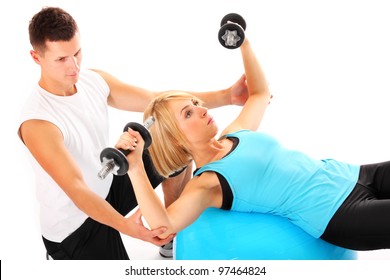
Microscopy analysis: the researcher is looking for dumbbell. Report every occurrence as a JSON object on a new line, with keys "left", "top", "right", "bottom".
{"left": 97, "top": 116, "right": 155, "bottom": 180}
{"left": 218, "top": 13, "right": 246, "bottom": 49}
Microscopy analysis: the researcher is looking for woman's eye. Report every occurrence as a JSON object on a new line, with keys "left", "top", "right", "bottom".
{"left": 185, "top": 111, "right": 192, "bottom": 118}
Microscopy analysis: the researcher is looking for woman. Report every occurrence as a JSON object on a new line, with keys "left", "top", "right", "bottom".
{"left": 118, "top": 36, "right": 390, "bottom": 251}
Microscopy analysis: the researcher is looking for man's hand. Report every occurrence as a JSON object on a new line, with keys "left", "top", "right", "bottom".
{"left": 125, "top": 208, "right": 175, "bottom": 246}
{"left": 230, "top": 74, "right": 248, "bottom": 105}
{"left": 230, "top": 74, "right": 273, "bottom": 106}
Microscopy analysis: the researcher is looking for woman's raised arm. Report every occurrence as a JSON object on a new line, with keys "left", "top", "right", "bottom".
{"left": 221, "top": 38, "right": 271, "bottom": 136}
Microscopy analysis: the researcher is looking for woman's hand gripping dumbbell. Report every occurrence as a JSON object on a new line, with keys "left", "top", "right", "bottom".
{"left": 97, "top": 116, "right": 155, "bottom": 180}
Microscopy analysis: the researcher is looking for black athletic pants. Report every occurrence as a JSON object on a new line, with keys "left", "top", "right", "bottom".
{"left": 321, "top": 161, "right": 390, "bottom": 250}
{"left": 43, "top": 150, "right": 164, "bottom": 260}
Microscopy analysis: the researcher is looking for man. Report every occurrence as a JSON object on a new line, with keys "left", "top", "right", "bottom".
{"left": 18, "top": 7, "right": 248, "bottom": 259}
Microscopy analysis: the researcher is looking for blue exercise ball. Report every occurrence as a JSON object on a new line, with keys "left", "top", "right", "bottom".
{"left": 174, "top": 208, "right": 357, "bottom": 260}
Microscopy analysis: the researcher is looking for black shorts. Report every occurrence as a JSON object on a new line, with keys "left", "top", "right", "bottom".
{"left": 321, "top": 161, "right": 390, "bottom": 250}
{"left": 43, "top": 150, "right": 164, "bottom": 260}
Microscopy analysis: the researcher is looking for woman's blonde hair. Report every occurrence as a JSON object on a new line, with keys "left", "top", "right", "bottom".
{"left": 144, "top": 91, "right": 203, "bottom": 178}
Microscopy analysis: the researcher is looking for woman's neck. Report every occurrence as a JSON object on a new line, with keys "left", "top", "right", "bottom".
{"left": 192, "top": 138, "right": 233, "bottom": 168}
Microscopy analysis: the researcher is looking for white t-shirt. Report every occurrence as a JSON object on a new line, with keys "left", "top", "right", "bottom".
{"left": 18, "top": 69, "right": 113, "bottom": 242}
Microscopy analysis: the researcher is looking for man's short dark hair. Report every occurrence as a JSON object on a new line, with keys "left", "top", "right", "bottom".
{"left": 29, "top": 7, "right": 78, "bottom": 53}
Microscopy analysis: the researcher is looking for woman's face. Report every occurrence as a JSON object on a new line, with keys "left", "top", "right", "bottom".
{"left": 168, "top": 98, "right": 218, "bottom": 144}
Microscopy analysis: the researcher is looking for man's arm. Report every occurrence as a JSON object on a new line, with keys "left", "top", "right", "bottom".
{"left": 19, "top": 119, "right": 172, "bottom": 246}
{"left": 190, "top": 74, "right": 248, "bottom": 109}
{"left": 92, "top": 69, "right": 248, "bottom": 112}
{"left": 91, "top": 69, "right": 157, "bottom": 112}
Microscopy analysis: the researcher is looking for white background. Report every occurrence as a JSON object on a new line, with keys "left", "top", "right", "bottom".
{"left": 2, "top": 0, "right": 390, "bottom": 278}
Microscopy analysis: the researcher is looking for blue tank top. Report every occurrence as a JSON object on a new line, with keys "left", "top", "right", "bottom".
{"left": 194, "top": 130, "right": 360, "bottom": 238}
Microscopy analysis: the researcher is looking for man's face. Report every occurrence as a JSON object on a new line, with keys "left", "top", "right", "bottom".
{"left": 31, "top": 32, "right": 82, "bottom": 94}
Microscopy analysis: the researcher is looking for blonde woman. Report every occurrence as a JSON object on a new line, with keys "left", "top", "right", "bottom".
{"left": 118, "top": 36, "right": 390, "bottom": 251}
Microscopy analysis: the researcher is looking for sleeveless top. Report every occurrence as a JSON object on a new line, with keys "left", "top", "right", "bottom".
{"left": 18, "top": 69, "right": 112, "bottom": 242}
{"left": 194, "top": 130, "right": 360, "bottom": 237}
